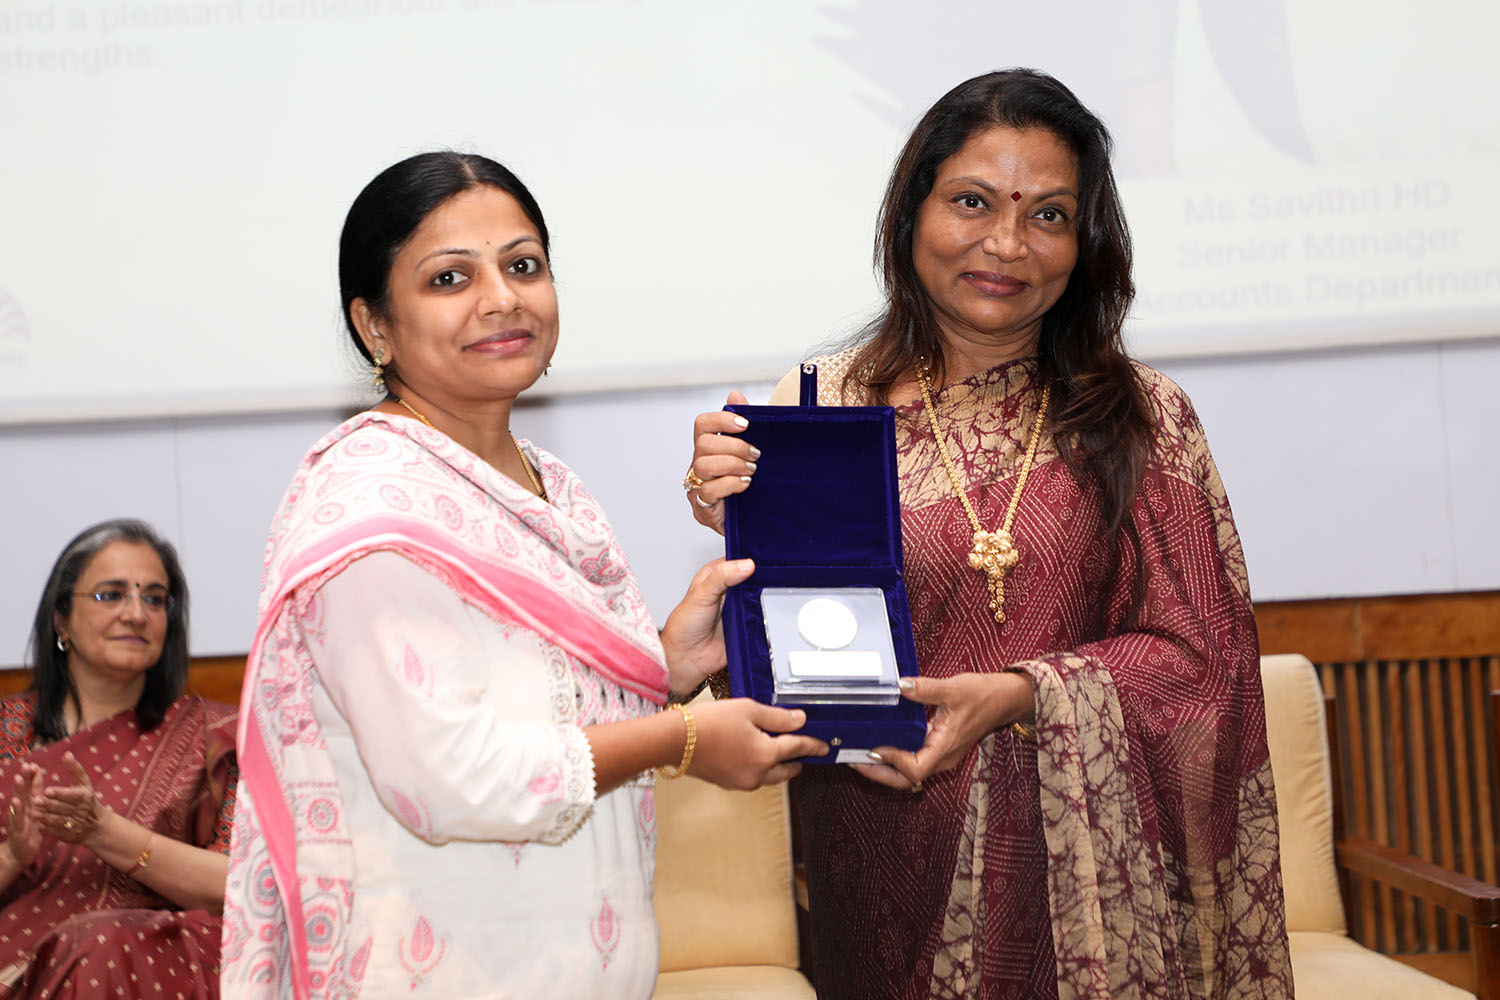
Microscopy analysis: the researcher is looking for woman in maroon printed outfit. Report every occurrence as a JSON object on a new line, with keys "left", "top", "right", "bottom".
{"left": 685, "top": 70, "right": 1292, "bottom": 999}
{"left": 0, "top": 519, "right": 236, "bottom": 998}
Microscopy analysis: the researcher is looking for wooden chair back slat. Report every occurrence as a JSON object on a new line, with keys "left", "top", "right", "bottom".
{"left": 1452, "top": 666, "right": 1478, "bottom": 882}
{"left": 1367, "top": 663, "right": 1399, "bottom": 949}
{"left": 1428, "top": 661, "right": 1465, "bottom": 947}
{"left": 1335, "top": 661, "right": 1379, "bottom": 945}
{"left": 1386, "top": 663, "right": 1416, "bottom": 948}
{"left": 1469, "top": 664, "right": 1496, "bottom": 889}
{"left": 1406, "top": 664, "right": 1434, "bottom": 948}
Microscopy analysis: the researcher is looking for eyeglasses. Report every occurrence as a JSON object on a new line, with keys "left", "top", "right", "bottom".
{"left": 72, "top": 588, "right": 176, "bottom": 615}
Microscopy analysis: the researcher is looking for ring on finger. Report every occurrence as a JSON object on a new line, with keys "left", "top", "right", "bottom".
{"left": 693, "top": 492, "right": 718, "bottom": 509}
{"left": 681, "top": 467, "right": 705, "bottom": 492}
{"left": 64, "top": 818, "right": 74, "bottom": 831}
{"left": 910, "top": 780, "right": 923, "bottom": 794}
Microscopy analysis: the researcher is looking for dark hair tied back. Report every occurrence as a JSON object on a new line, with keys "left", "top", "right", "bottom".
{"left": 338, "top": 151, "right": 551, "bottom": 365}
{"left": 28, "top": 519, "right": 190, "bottom": 741}
{"left": 851, "top": 68, "right": 1154, "bottom": 535}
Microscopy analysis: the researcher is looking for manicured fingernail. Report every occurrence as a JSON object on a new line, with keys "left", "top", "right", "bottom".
{"left": 734, "top": 558, "right": 754, "bottom": 571}
{"left": 867, "top": 750, "right": 884, "bottom": 763}
{"left": 748, "top": 446, "right": 762, "bottom": 459}
{"left": 740, "top": 475, "right": 752, "bottom": 483}
{"left": 745, "top": 461, "right": 757, "bottom": 473}
{"left": 731, "top": 415, "right": 749, "bottom": 429}
{"left": 898, "top": 678, "right": 915, "bottom": 691}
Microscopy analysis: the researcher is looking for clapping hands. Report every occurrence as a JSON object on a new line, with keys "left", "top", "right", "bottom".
{"left": 3, "top": 763, "right": 44, "bottom": 869}
{"left": 31, "top": 752, "right": 108, "bottom": 846}
{"left": 3, "top": 752, "right": 111, "bottom": 871}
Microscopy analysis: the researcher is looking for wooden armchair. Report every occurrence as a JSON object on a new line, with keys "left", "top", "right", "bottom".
{"left": 1324, "top": 684, "right": 1500, "bottom": 998}
{"left": 1262, "top": 653, "right": 1500, "bottom": 999}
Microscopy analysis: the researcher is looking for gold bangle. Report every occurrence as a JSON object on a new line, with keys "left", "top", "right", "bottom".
{"left": 656, "top": 704, "right": 696, "bottom": 779}
{"left": 127, "top": 832, "right": 157, "bottom": 877}
{"left": 1010, "top": 721, "right": 1039, "bottom": 743}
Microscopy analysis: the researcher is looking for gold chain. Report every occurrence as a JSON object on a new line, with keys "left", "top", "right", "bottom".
{"left": 389, "top": 395, "right": 548, "bottom": 502}
{"left": 914, "top": 359, "right": 1050, "bottom": 624}
{"left": 511, "top": 435, "right": 548, "bottom": 501}
{"left": 392, "top": 395, "right": 434, "bottom": 429}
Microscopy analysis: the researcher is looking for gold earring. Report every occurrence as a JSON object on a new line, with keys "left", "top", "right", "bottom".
{"left": 372, "top": 347, "right": 386, "bottom": 392}
{"left": 543, "top": 361, "right": 552, "bottom": 378}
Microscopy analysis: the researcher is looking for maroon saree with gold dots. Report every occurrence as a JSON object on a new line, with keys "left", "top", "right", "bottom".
{"left": 0, "top": 692, "right": 236, "bottom": 999}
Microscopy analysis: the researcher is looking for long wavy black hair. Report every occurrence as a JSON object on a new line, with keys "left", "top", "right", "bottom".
{"left": 27, "top": 519, "right": 190, "bottom": 742}
{"left": 846, "top": 68, "right": 1153, "bottom": 534}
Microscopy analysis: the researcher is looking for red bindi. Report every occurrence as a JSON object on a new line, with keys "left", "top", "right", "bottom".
{"left": 1011, "top": 191, "right": 1022, "bottom": 202}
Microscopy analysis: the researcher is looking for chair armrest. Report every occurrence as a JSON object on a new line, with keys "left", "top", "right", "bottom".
{"left": 1335, "top": 835, "right": 1500, "bottom": 924}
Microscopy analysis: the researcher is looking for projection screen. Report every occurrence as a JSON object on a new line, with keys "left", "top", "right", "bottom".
{"left": 1, "top": 0, "right": 1496, "bottom": 424}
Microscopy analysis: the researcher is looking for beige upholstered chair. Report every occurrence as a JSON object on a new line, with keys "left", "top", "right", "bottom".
{"left": 652, "top": 769, "right": 815, "bottom": 999}
{"left": 1263, "top": 653, "right": 1499, "bottom": 999}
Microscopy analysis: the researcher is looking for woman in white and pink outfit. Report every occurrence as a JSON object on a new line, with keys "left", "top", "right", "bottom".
{"left": 220, "top": 152, "right": 826, "bottom": 999}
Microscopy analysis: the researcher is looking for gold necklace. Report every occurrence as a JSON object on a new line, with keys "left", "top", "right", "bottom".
{"left": 389, "top": 395, "right": 548, "bottom": 502}
{"left": 914, "top": 360, "right": 1050, "bottom": 624}
{"left": 392, "top": 395, "right": 434, "bottom": 429}
{"left": 509, "top": 434, "right": 548, "bottom": 502}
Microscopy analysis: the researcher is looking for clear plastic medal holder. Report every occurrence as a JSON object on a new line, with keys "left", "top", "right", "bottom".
{"left": 760, "top": 587, "right": 901, "bottom": 705}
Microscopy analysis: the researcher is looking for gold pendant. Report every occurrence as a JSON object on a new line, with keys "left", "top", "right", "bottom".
{"left": 968, "top": 528, "right": 1019, "bottom": 575}
{"left": 968, "top": 529, "right": 1018, "bottom": 623}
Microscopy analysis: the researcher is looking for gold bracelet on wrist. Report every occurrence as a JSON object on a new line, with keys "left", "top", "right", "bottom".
{"left": 655, "top": 703, "right": 696, "bottom": 779}
{"left": 1010, "top": 721, "right": 1039, "bottom": 743}
{"left": 127, "top": 832, "right": 157, "bottom": 877}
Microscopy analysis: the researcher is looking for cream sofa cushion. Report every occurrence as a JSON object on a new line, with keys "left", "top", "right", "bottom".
{"left": 1289, "top": 931, "right": 1475, "bottom": 999}
{"left": 1261, "top": 653, "right": 1347, "bottom": 933}
{"left": 652, "top": 965, "right": 818, "bottom": 998}
{"left": 653, "top": 774, "right": 801, "bottom": 973}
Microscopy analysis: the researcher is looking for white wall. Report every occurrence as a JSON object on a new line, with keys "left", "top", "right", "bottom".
{"left": 4, "top": 337, "right": 1497, "bottom": 668}
{"left": 1153, "top": 338, "right": 1500, "bottom": 599}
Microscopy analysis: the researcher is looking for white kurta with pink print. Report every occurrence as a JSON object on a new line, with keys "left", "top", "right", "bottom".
{"left": 304, "top": 552, "right": 659, "bottom": 997}
{"left": 222, "top": 413, "right": 673, "bottom": 1000}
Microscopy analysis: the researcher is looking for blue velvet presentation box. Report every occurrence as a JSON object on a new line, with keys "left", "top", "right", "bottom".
{"left": 721, "top": 366, "right": 925, "bottom": 761}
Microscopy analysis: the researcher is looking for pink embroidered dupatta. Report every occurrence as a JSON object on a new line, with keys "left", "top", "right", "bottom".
{"left": 220, "top": 413, "right": 666, "bottom": 999}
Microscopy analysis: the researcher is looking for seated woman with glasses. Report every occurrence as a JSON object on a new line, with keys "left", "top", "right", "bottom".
{"left": 0, "top": 519, "right": 236, "bottom": 999}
